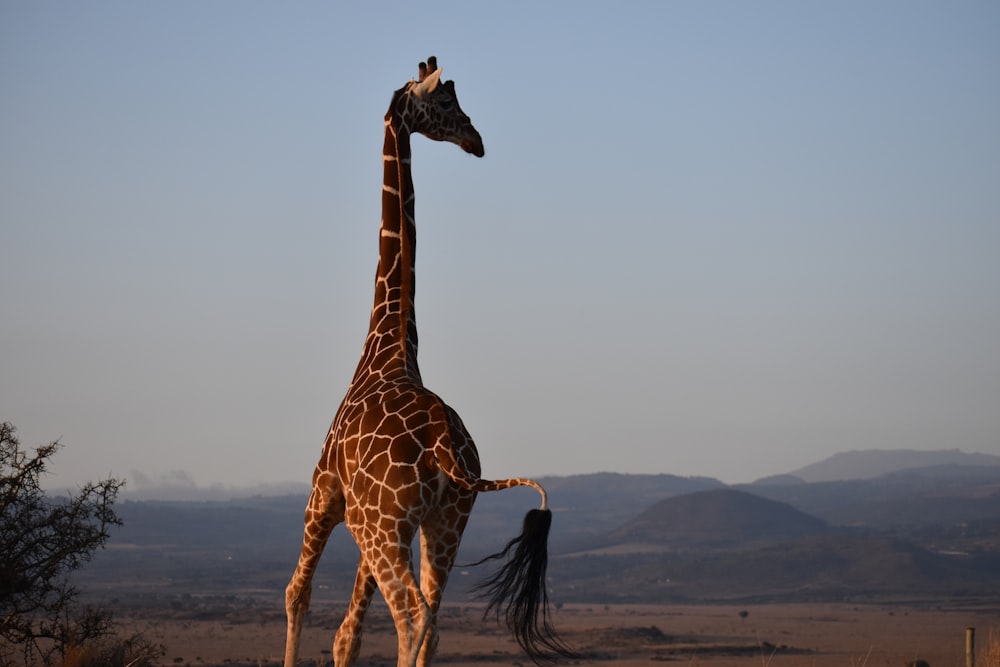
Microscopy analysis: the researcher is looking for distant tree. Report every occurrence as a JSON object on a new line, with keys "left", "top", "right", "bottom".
{"left": 739, "top": 610, "right": 749, "bottom": 623}
{"left": 0, "top": 421, "right": 158, "bottom": 666}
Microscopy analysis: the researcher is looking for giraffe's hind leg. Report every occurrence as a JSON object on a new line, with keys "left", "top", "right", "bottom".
{"left": 366, "top": 541, "right": 430, "bottom": 667}
{"left": 285, "top": 475, "right": 344, "bottom": 667}
{"left": 416, "top": 489, "right": 476, "bottom": 666}
{"left": 333, "top": 558, "right": 377, "bottom": 666}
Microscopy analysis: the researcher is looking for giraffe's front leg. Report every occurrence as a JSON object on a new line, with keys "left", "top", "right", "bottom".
{"left": 285, "top": 481, "right": 344, "bottom": 667}
{"left": 334, "top": 559, "right": 377, "bottom": 666}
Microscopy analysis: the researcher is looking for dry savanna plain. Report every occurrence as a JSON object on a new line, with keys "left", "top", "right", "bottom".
{"left": 116, "top": 599, "right": 997, "bottom": 667}
{"left": 87, "top": 462, "right": 1000, "bottom": 667}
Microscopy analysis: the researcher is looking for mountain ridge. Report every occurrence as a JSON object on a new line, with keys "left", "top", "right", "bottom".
{"left": 83, "top": 456, "right": 1000, "bottom": 605}
{"left": 782, "top": 448, "right": 1000, "bottom": 483}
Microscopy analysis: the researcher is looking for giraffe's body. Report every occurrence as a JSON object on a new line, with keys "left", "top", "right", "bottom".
{"left": 284, "top": 59, "right": 566, "bottom": 667}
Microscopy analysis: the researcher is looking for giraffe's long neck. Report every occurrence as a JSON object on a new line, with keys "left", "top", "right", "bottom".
{"left": 352, "top": 98, "right": 421, "bottom": 387}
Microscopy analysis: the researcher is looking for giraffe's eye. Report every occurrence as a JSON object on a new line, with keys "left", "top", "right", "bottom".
{"left": 439, "top": 98, "right": 453, "bottom": 111}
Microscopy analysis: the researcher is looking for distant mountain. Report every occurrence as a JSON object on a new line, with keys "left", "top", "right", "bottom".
{"left": 82, "top": 469, "right": 1000, "bottom": 606}
{"left": 549, "top": 484, "right": 1000, "bottom": 603}
{"left": 606, "top": 489, "right": 827, "bottom": 550}
{"left": 783, "top": 449, "right": 1000, "bottom": 483}
{"left": 745, "top": 464, "right": 1000, "bottom": 529}
{"left": 119, "top": 478, "right": 311, "bottom": 502}
{"left": 752, "top": 473, "right": 806, "bottom": 486}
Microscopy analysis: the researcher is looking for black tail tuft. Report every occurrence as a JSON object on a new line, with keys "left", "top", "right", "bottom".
{"left": 469, "top": 508, "right": 576, "bottom": 664}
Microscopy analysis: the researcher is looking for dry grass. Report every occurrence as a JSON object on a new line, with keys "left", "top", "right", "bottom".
{"left": 108, "top": 602, "right": 998, "bottom": 667}
{"left": 981, "top": 628, "right": 1000, "bottom": 667}
{"left": 60, "top": 634, "right": 164, "bottom": 667}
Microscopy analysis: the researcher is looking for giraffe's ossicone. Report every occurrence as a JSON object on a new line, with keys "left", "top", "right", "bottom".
{"left": 283, "top": 58, "right": 573, "bottom": 667}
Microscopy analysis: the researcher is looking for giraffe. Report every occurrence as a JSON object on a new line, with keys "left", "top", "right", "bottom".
{"left": 284, "top": 58, "right": 572, "bottom": 667}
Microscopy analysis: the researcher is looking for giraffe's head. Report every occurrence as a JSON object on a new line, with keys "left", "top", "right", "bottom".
{"left": 401, "top": 57, "right": 484, "bottom": 158}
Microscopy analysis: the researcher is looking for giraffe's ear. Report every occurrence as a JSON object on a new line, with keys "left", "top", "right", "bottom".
{"left": 412, "top": 68, "right": 442, "bottom": 99}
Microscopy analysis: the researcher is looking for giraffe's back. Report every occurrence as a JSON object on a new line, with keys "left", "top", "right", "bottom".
{"left": 332, "top": 378, "right": 480, "bottom": 538}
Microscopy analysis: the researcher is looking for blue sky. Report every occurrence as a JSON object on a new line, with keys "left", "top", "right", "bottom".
{"left": 2, "top": 1, "right": 998, "bottom": 494}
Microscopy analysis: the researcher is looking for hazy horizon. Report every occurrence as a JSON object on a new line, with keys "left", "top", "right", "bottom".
{"left": 32, "top": 445, "right": 993, "bottom": 503}
{"left": 3, "top": 3, "right": 998, "bottom": 492}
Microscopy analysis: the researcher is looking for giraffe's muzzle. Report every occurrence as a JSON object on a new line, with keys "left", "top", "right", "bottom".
{"left": 461, "top": 132, "right": 485, "bottom": 158}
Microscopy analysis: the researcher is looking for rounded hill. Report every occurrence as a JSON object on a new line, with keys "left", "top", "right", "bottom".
{"left": 608, "top": 488, "right": 828, "bottom": 548}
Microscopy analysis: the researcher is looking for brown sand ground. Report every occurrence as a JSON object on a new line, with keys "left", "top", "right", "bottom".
{"left": 125, "top": 601, "right": 998, "bottom": 667}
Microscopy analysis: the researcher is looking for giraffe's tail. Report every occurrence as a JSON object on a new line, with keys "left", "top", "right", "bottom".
{"left": 464, "top": 507, "right": 577, "bottom": 664}
{"left": 450, "top": 474, "right": 549, "bottom": 510}
{"left": 436, "top": 451, "right": 575, "bottom": 663}
{"left": 433, "top": 435, "right": 549, "bottom": 509}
